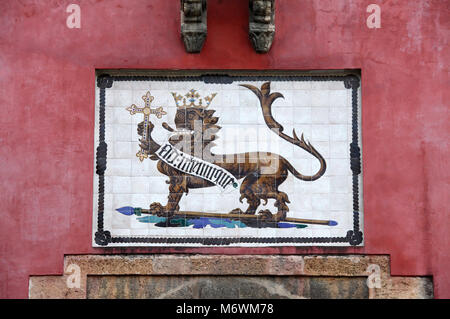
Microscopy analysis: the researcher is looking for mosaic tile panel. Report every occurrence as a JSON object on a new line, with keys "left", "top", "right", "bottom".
{"left": 93, "top": 73, "right": 363, "bottom": 247}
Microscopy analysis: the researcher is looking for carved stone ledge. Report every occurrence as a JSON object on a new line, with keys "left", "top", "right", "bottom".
{"left": 181, "top": 0, "right": 207, "bottom": 53}
{"left": 249, "top": 0, "right": 275, "bottom": 53}
{"left": 29, "top": 255, "right": 433, "bottom": 299}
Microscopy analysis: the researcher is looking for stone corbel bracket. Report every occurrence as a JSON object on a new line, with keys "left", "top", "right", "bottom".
{"left": 181, "top": 0, "right": 207, "bottom": 53}
{"left": 249, "top": 0, "right": 275, "bottom": 53}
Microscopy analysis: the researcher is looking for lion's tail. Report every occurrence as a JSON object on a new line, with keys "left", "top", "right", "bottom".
{"left": 240, "top": 81, "right": 327, "bottom": 181}
{"left": 283, "top": 133, "right": 327, "bottom": 181}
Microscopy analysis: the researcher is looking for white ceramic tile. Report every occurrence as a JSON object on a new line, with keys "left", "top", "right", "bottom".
{"left": 330, "top": 141, "right": 349, "bottom": 159}
{"left": 112, "top": 229, "right": 131, "bottom": 236}
{"left": 311, "top": 108, "right": 329, "bottom": 124}
{"left": 326, "top": 81, "right": 346, "bottom": 90}
{"left": 240, "top": 110, "right": 259, "bottom": 124}
{"left": 330, "top": 125, "right": 348, "bottom": 141}
{"left": 239, "top": 90, "right": 259, "bottom": 108}
{"left": 113, "top": 194, "right": 133, "bottom": 212}
{"left": 309, "top": 176, "right": 330, "bottom": 194}
{"left": 311, "top": 141, "right": 330, "bottom": 159}
{"left": 273, "top": 107, "right": 294, "bottom": 125}
{"left": 216, "top": 106, "right": 240, "bottom": 124}
{"left": 330, "top": 175, "right": 351, "bottom": 193}
{"left": 311, "top": 194, "right": 330, "bottom": 211}
{"left": 329, "top": 90, "right": 348, "bottom": 107}
{"left": 112, "top": 176, "right": 132, "bottom": 194}
{"left": 112, "top": 211, "right": 132, "bottom": 230}
{"left": 293, "top": 107, "right": 312, "bottom": 124}
{"left": 289, "top": 193, "right": 312, "bottom": 212}
{"left": 131, "top": 176, "right": 151, "bottom": 194}
{"left": 327, "top": 159, "right": 351, "bottom": 176}
{"left": 148, "top": 81, "right": 169, "bottom": 90}
{"left": 292, "top": 158, "right": 313, "bottom": 176}
{"left": 293, "top": 90, "right": 312, "bottom": 106}
{"left": 113, "top": 141, "right": 133, "bottom": 159}
{"left": 238, "top": 141, "right": 259, "bottom": 154}
{"left": 221, "top": 90, "right": 240, "bottom": 107}
{"left": 108, "top": 90, "right": 133, "bottom": 107}
{"left": 148, "top": 226, "right": 168, "bottom": 237}
{"left": 272, "top": 89, "right": 294, "bottom": 107}
{"left": 113, "top": 124, "right": 132, "bottom": 142}
{"left": 311, "top": 125, "right": 330, "bottom": 141}
{"left": 292, "top": 81, "right": 312, "bottom": 90}
{"left": 270, "top": 81, "right": 294, "bottom": 91}
{"left": 310, "top": 90, "right": 330, "bottom": 107}
{"left": 183, "top": 193, "right": 204, "bottom": 212}
{"left": 330, "top": 193, "right": 352, "bottom": 211}
{"left": 106, "top": 159, "right": 132, "bottom": 176}
{"left": 329, "top": 107, "right": 348, "bottom": 124}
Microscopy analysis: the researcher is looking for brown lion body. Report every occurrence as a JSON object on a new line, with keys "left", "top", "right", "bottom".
{"left": 138, "top": 82, "right": 326, "bottom": 221}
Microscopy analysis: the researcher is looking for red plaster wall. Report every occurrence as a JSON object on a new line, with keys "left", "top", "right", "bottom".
{"left": 0, "top": 0, "right": 448, "bottom": 298}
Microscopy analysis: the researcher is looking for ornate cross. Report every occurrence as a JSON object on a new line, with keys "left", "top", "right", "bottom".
{"left": 126, "top": 91, "right": 167, "bottom": 162}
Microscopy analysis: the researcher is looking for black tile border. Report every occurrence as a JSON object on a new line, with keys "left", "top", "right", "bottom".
{"left": 94, "top": 73, "right": 362, "bottom": 247}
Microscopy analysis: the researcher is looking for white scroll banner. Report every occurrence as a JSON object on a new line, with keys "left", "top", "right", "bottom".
{"left": 155, "top": 142, "right": 239, "bottom": 193}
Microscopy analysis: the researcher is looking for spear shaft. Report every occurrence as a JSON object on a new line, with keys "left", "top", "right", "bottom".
{"left": 137, "top": 209, "right": 336, "bottom": 226}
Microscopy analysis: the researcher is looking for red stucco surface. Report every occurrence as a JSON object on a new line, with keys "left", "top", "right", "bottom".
{"left": 0, "top": 0, "right": 448, "bottom": 298}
